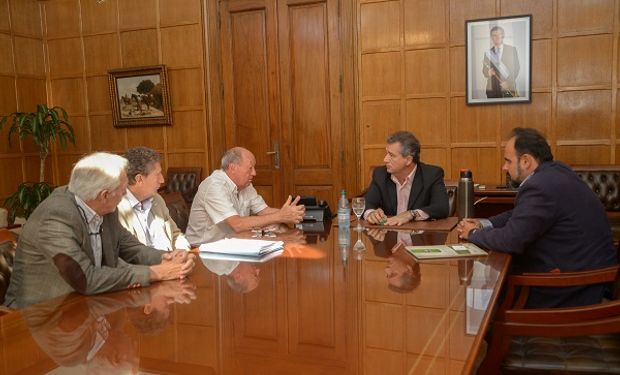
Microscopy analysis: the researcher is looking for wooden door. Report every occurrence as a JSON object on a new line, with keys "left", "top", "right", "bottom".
{"left": 220, "top": 0, "right": 283, "bottom": 206}
{"left": 220, "top": 0, "right": 346, "bottom": 209}
{"left": 278, "top": 0, "right": 344, "bottom": 209}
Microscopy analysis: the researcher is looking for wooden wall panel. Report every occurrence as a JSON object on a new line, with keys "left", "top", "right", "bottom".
{"left": 47, "top": 38, "right": 83, "bottom": 77}
{"left": 556, "top": 90, "right": 611, "bottom": 141}
{"left": 13, "top": 37, "right": 44, "bottom": 76}
{"left": 0, "top": 76, "right": 16, "bottom": 115}
{"left": 0, "top": 33, "right": 13, "bottom": 73}
{"left": 9, "top": 0, "right": 40, "bottom": 37}
{"left": 168, "top": 68, "right": 204, "bottom": 108}
{"left": 360, "top": 1, "right": 400, "bottom": 51}
{"left": 404, "top": 0, "right": 446, "bottom": 46}
{"left": 361, "top": 100, "right": 400, "bottom": 145}
{"left": 500, "top": 0, "right": 553, "bottom": 37}
{"left": 161, "top": 25, "right": 203, "bottom": 67}
{"left": 83, "top": 34, "right": 121, "bottom": 75}
{"left": 0, "top": 157, "right": 22, "bottom": 196}
{"left": 406, "top": 98, "right": 447, "bottom": 146}
{"left": 90, "top": 115, "right": 124, "bottom": 151}
{"left": 557, "top": 35, "right": 613, "bottom": 87}
{"left": 357, "top": 0, "right": 620, "bottom": 189}
{"left": 44, "top": 0, "right": 80, "bottom": 39}
{"left": 167, "top": 110, "right": 205, "bottom": 149}
{"left": 558, "top": 0, "right": 614, "bottom": 35}
{"left": 361, "top": 52, "right": 401, "bottom": 97}
{"left": 556, "top": 145, "right": 611, "bottom": 164}
{"left": 121, "top": 29, "right": 159, "bottom": 67}
{"left": 0, "top": 0, "right": 9, "bottom": 32}
{"left": 81, "top": 0, "right": 118, "bottom": 35}
{"left": 86, "top": 76, "right": 112, "bottom": 113}
{"left": 501, "top": 93, "right": 551, "bottom": 137}
{"left": 118, "top": 0, "right": 157, "bottom": 29}
{"left": 16, "top": 78, "right": 46, "bottom": 116}
{"left": 160, "top": 0, "right": 201, "bottom": 26}
{"left": 405, "top": 49, "right": 447, "bottom": 95}
{"left": 50, "top": 78, "right": 86, "bottom": 115}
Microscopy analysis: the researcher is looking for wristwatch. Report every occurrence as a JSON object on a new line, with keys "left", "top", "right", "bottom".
{"left": 409, "top": 209, "right": 419, "bottom": 221}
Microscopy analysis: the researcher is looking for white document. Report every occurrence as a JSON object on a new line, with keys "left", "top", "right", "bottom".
{"left": 199, "top": 238, "right": 284, "bottom": 256}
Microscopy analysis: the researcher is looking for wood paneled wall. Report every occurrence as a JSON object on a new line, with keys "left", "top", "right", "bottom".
{"left": 358, "top": 0, "right": 620, "bottom": 188}
{"left": 42, "top": 0, "right": 210, "bottom": 186}
{"left": 0, "top": 0, "right": 49, "bottom": 200}
{"left": 0, "top": 0, "right": 211, "bottom": 202}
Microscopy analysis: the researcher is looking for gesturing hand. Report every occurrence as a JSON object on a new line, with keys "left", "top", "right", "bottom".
{"left": 279, "top": 195, "right": 305, "bottom": 224}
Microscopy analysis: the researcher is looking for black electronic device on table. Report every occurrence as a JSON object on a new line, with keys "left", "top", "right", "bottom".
{"left": 298, "top": 196, "right": 332, "bottom": 222}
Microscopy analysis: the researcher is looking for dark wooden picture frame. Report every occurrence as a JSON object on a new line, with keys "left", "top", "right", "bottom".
{"left": 108, "top": 65, "right": 173, "bottom": 127}
{"left": 466, "top": 15, "right": 532, "bottom": 105}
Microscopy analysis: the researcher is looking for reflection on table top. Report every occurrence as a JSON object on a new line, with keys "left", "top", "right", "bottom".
{"left": 0, "top": 224, "right": 510, "bottom": 375}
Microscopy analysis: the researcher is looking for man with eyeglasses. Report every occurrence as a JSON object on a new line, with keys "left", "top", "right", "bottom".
{"left": 5, "top": 152, "right": 196, "bottom": 309}
{"left": 363, "top": 131, "right": 449, "bottom": 226}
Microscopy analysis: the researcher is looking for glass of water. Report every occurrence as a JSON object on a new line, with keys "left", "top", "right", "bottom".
{"left": 351, "top": 197, "right": 365, "bottom": 231}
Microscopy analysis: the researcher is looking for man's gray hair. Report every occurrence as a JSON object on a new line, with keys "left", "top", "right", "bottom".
{"left": 387, "top": 131, "right": 421, "bottom": 163}
{"left": 68, "top": 152, "right": 128, "bottom": 201}
{"left": 221, "top": 147, "right": 244, "bottom": 170}
{"left": 124, "top": 147, "right": 161, "bottom": 185}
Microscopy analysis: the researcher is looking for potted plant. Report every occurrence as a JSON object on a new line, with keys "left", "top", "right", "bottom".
{"left": 0, "top": 104, "right": 75, "bottom": 223}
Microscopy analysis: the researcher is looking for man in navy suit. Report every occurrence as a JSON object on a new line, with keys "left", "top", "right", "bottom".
{"left": 458, "top": 128, "right": 617, "bottom": 308}
{"left": 363, "top": 131, "right": 449, "bottom": 226}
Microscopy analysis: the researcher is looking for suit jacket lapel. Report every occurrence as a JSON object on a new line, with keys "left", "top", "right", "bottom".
{"left": 101, "top": 217, "right": 117, "bottom": 266}
{"left": 408, "top": 166, "right": 424, "bottom": 209}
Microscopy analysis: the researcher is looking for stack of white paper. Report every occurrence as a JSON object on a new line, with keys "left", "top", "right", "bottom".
{"left": 199, "top": 238, "right": 284, "bottom": 256}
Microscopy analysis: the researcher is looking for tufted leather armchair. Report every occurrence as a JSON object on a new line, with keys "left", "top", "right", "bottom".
{"left": 159, "top": 167, "right": 202, "bottom": 205}
{"left": 573, "top": 165, "right": 620, "bottom": 243}
{"left": 0, "top": 229, "right": 17, "bottom": 308}
{"left": 160, "top": 191, "right": 190, "bottom": 233}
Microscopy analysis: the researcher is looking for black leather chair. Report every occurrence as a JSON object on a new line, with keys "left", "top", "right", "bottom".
{"left": 573, "top": 165, "right": 620, "bottom": 243}
{"left": 160, "top": 167, "right": 202, "bottom": 205}
{"left": 160, "top": 191, "right": 190, "bottom": 233}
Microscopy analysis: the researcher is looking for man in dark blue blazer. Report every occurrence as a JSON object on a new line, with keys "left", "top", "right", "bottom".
{"left": 363, "top": 131, "right": 449, "bottom": 226}
{"left": 458, "top": 128, "right": 617, "bottom": 308}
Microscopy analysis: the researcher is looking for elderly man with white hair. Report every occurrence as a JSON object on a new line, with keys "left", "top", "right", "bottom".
{"left": 4, "top": 152, "right": 196, "bottom": 309}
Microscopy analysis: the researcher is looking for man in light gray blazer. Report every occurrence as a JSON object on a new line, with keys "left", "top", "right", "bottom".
{"left": 4, "top": 152, "right": 196, "bottom": 309}
{"left": 117, "top": 147, "right": 190, "bottom": 251}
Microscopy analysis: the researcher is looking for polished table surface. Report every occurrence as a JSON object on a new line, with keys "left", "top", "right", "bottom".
{"left": 0, "top": 221, "right": 510, "bottom": 375}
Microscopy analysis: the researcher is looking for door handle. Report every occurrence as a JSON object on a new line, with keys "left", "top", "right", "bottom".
{"left": 266, "top": 142, "right": 280, "bottom": 169}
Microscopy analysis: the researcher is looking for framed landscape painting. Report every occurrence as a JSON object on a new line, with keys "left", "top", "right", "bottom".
{"left": 108, "top": 65, "right": 173, "bottom": 127}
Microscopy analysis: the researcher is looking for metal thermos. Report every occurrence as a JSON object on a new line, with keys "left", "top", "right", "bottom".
{"left": 458, "top": 169, "right": 474, "bottom": 220}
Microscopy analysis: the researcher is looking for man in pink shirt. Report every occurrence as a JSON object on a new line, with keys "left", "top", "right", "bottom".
{"left": 363, "top": 131, "right": 449, "bottom": 226}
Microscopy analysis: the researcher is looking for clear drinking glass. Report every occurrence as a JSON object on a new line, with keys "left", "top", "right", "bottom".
{"left": 351, "top": 197, "right": 365, "bottom": 231}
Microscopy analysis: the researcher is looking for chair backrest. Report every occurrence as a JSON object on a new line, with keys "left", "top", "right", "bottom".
{"left": 160, "top": 191, "right": 190, "bottom": 233}
{"left": 0, "top": 229, "right": 17, "bottom": 306}
{"left": 164, "top": 167, "right": 202, "bottom": 204}
{"left": 572, "top": 165, "right": 620, "bottom": 211}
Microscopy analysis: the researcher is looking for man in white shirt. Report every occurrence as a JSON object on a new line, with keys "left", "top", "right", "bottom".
{"left": 186, "top": 147, "right": 305, "bottom": 245}
{"left": 118, "top": 147, "right": 190, "bottom": 251}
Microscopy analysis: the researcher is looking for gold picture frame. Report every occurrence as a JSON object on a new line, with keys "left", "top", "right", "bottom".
{"left": 108, "top": 65, "right": 172, "bottom": 127}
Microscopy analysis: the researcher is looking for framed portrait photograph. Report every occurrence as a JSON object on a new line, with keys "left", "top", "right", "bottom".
{"left": 466, "top": 15, "right": 532, "bottom": 105}
{"left": 108, "top": 65, "right": 173, "bottom": 127}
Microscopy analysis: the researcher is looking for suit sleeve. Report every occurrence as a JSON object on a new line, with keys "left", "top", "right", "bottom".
{"left": 363, "top": 168, "right": 384, "bottom": 213}
{"left": 41, "top": 208, "right": 160, "bottom": 296}
{"left": 418, "top": 167, "right": 449, "bottom": 219}
{"left": 469, "top": 183, "right": 556, "bottom": 254}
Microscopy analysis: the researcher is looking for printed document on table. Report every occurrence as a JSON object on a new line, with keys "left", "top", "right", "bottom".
{"left": 406, "top": 242, "right": 487, "bottom": 260}
{"left": 199, "top": 238, "right": 284, "bottom": 256}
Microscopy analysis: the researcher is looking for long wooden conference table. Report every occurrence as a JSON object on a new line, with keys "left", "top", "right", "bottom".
{"left": 0, "top": 219, "right": 510, "bottom": 375}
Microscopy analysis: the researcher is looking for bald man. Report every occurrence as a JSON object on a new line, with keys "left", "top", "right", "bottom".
{"left": 186, "top": 147, "right": 305, "bottom": 245}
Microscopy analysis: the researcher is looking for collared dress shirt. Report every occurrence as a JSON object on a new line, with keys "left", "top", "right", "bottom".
{"left": 186, "top": 169, "right": 268, "bottom": 245}
{"left": 74, "top": 196, "right": 103, "bottom": 267}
